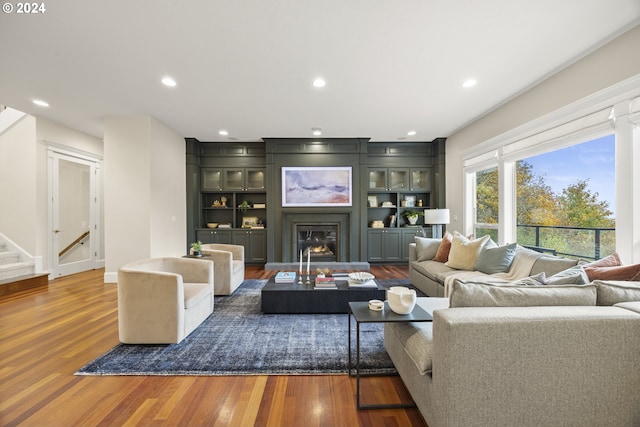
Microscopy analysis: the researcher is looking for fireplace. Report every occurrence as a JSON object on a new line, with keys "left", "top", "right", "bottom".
{"left": 296, "top": 224, "right": 339, "bottom": 262}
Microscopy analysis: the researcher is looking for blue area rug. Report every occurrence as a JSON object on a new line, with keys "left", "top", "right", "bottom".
{"left": 76, "top": 278, "right": 412, "bottom": 376}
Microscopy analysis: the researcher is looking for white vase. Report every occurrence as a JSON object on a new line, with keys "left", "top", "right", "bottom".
{"left": 387, "top": 286, "right": 417, "bottom": 314}
{"left": 408, "top": 216, "right": 418, "bottom": 225}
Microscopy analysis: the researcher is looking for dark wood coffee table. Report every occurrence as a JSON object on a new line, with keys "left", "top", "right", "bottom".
{"left": 261, "top": 276, "right": 386, "bottom": 314}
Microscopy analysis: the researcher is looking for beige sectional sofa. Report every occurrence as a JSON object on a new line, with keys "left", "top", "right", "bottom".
{"left": 409, "top": 234, "right": 582, "bottom": 297}
{"left": 384, "top": 295, "right": 640, "bottom": 427}
{"left": 394, "top": 233, "right": 640, "bottom": 426}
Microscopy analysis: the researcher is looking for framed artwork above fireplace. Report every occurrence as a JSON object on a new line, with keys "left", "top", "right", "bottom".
{"left": 282, "top": 166, "right": 352, "bottom": 207}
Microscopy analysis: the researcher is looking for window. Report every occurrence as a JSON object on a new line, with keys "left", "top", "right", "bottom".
{"left": 515, "top": 135, "right": 615, "bottom": 259}
{"left": 474, "top": 166, "right": 498, "bottom": 241}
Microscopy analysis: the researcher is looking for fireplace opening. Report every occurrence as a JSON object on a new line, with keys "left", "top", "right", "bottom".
{"left": 296, "top": 223, "right": 339, "bottom": 262}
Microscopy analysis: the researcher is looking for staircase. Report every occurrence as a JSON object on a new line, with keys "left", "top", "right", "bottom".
{"left": 0, "top": 241, "right": 48, "bottom": 296}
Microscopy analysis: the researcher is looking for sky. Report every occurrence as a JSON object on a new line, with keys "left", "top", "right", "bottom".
{"left": 523, "top": 134, "right": 616, "bottom": 216}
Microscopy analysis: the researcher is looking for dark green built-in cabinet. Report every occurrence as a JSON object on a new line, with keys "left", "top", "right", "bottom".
{"left": 186, "top": 137, "right": 445, "bottom": 264}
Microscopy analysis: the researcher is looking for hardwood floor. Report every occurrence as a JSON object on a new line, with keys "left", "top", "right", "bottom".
{"left": 0, "top": 265, "right": 427, "bottom": 427}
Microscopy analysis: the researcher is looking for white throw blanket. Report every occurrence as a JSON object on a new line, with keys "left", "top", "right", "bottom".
{"left": 443, "top": 248, "right": 543, "bottom": 297}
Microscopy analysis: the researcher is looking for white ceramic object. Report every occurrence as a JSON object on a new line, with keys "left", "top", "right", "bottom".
{"left": 387, "top": 286, "right": 417, "bottom": 314}
{"left": 349, "top": 272, "right": 375, "bottom": 283}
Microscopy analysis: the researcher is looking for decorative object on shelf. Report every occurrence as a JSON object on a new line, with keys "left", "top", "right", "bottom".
{"left": 316, "top": 267, "right": 331, "bottom": 278}
{"left": 423, "top": 208, "right": 450, "bottom": 238}
{"left": 370, "top": 220, "right": 384, "bottom": 228}
{"left": 218, "top": 223, "right": 232, "bottom": 229}
{"left": 190, "top": 241, "right": 202, "bottom": 256}
{"left": 207, "top": 223, "right": 218, "bottom": 229}
{"left": 253, "top": 203, "right": 266, "bottom": 208}
{"left": 212, "top": 200, "right": 221, "bottom": 207}
{"left": 388, "top": 214, "right": 396, "bottom": 227}
{"left": 417, "top": 199, "right": 423, "bottom": 207}
{"left": 367, "top": 195, "right": 378, "bottom": 208}
{"left": 242, "top": 216, "right": 259, "bottom": 228}
{"left": 402, "top": 209, "right": 423, "bottom": 225}
{"left": 387, "top": 286, "right": 417, "bottom": 314}
{"left": 404, "top": 195, "right": 416, "bottom": 207}
{"left": 238, "top": 200, "right": 250, "bottom": 212}
{"left": 220, "top": 196, "right": 227, "bottom": 207}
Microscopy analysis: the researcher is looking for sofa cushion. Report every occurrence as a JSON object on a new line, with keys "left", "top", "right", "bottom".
{"left": 183, "top": 283, "right": 212, "bottom": 309}
{"left": 414, "top": 236, "right": 442, "bottom": 261}
{"left": 530, "top": 255, "right": 579, "bottom": 276}
{"left": 449, "top": 280, "right": 597, "bottom": 307}
{"left": 595, "top": 280, "right": 640, "bottom": 306}
{"left": 412, "top": 260, "right": 457, "bottom": 283}
{"left": 445, "top": 232, "right": 491, "bottom": 270}
{"left": 511, "top": 272, "right": 548, "bottom": 286}
{"left": 474, "top": 242, "right": 517, "bottom": 274}
{"left": 432, "top": 231, "right": 453, "bottom": 263}
{"left": 546, "top": 264, "right": 589, "bottom": 285}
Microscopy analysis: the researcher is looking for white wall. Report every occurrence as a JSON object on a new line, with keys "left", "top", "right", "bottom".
{"left": 103, "top": 116, "right": 186, "bottom": 282}
{"left": 445, "top": 25, "right": 640, "bottom": 235}
{"left": 0, "top": 115, "right": 38, "bottom": 253}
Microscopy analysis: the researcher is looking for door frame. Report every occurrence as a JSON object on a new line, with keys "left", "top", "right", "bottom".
{"left": 47, "top": 146, "right": 102, "bottom": 279}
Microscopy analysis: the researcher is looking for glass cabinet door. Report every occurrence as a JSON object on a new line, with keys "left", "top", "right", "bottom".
{"left": 389, "top": 169, "right": 408, "bottom": 190}
{"left": 410, "top": 169, "right": 430, "bottom": 191}
{"left": 224, "top": 169, "right": 245, "bottom": 190}
{"left": 246, "top": 168, "right": 265, "bottom": 190}
{"left": 202, "top": 169, "right": 223, "bottom": 190}
{"left": 368, "top": 169, "right": 387, "bottom": 190}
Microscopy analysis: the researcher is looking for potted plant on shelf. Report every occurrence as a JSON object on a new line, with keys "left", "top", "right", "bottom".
{"left": 238, "top": 200, "right": 250, "bottom": 212}
{"left": 190, "top": 241, "right": 202, "bottom": 256}
{"left": 402, "top": 209, "right": 423, "bottom": 225}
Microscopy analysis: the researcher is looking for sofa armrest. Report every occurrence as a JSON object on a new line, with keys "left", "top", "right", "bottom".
{"left": 431, "top": 306, "right": 640, "bottom": 427}
{"left": 409, "top": 243, "right": 417, "bottom": 263}
{"left": 117, "top": 269, "right": 185, "bottom": 343}
{"left": 202, "top": 243, "right": 245, "bottom": 261}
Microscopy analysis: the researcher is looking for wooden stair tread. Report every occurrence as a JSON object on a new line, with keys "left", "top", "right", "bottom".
{"left": 0, "top": 272, "right": 49, "bottom": 296}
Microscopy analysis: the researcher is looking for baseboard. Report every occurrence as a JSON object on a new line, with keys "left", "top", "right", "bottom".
{"left": 103, "top": 271, "right": 117, "bottom": 283}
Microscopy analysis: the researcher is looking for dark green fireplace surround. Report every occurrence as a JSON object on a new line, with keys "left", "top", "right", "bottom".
{"left": 186, "top": 137, "right": 445, "bottom": 264}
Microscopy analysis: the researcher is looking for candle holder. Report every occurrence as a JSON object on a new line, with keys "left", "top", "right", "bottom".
{"left": 297, "top": 273, "right": 303, "bottom": 285}
{"left": 305, "top": 273, "right": 311, "bottom": 285}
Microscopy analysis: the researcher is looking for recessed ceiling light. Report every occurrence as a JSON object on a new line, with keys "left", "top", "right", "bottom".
{"left": 407, "top": 130, "right": 417, "bottom": 136}
{"left": 218, "top": 130, "right": 228, "bottom": 136}
{"left": 311, "top": 127, "right": 322, "bottom": 136}
{"left": 462, "top": 79, "right": 477, "bottom": 88}
{"left": 161, "top": 76, "right": 177, "bottom": 87}
{"left": 312, "top": 78, "right": 326, "bottom": 88}
{"left": 33, "top": 99, "right": 49, "bottom": 107}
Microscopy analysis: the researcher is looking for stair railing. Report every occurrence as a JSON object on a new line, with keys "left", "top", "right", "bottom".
{"left": 59, "top": 231, "right": 90, "bottom": 258}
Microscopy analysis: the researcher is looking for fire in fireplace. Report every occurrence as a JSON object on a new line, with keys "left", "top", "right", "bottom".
{"left": 296, "top": 223, "right": 339, "bottom": 262}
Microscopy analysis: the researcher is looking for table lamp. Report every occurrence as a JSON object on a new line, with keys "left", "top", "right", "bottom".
{"left": 423, "top": 209, "right": 450, "bottom": 238}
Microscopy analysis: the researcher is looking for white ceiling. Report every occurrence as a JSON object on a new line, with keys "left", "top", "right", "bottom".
{"left": 1, "top": 0, "right": 639, "bottom": 142}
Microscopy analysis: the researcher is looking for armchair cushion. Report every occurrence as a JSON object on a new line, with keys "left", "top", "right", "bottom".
{"left": 201, "top": 243, "right": 245, "bottom": 295}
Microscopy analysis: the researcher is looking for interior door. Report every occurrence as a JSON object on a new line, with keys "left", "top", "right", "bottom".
{"left": 50, "top": 150, "right": 99, "bottom": 278}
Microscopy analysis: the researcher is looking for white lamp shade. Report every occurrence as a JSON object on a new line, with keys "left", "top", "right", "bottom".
{"left": 423, "top": 208, "right": 450, "bottom": 224}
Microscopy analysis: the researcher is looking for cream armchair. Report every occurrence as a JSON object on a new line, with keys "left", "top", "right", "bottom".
{"left": 200, "top": 243, "right": 245, "bottom": 295}
{"left": 117, "top": 257, "right": 214, "bottom": 344}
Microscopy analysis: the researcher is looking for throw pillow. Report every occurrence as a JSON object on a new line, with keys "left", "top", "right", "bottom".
{"left": 473, "top": 242, "right": 517, "bottom": 274}
{"left": 511, "top": 272, "right": 548, "bottom": 286}
{"left": 432, "top": 231, "right": 453, "bottom": 263}
{"left": 583, "top": 263, "right": 640, "bottom": 282}
{"left": 594, "top": 280, "right": 640, "bottom": 305}
{"left": 448, "top": 280, "right": 597, "bottom": 307}
{"left": 546, "top": 264, "right": 589, "bottom": 286}
{"left": 584, "top": 252, "right": 623, "bottom": 268}
{"left": 414, "top": 236, "right": 442, "bottom": 262}
{"left": 445, "top": 232, "right": 491, "bottom": 270}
